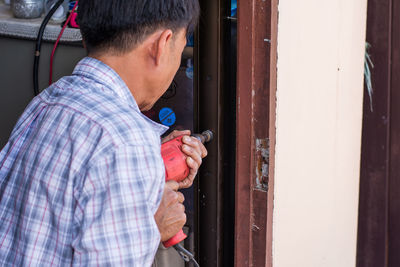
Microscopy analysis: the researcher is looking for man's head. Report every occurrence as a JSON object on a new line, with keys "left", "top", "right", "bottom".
{"left": 77, "top": 0, "right": 200, "bottom": 111}
{"left": 78, "top": 0, "right": 199, "bottom": 55}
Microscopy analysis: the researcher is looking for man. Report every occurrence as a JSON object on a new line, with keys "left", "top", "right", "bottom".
{"left": 0, "top": 0, "right": 204, "bottom": 265}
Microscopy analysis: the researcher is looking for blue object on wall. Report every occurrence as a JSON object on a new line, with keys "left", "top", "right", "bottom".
{"left": 159, "top": 107, "right": 176, "bottom": 126}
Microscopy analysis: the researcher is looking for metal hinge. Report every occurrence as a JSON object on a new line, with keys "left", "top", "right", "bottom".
{"left": 255, "top": 138, "right": 269, "bottom": 192}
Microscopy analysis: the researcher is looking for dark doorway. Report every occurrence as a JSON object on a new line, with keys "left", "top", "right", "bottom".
{"left": 196, "top": 0, "right": 237, "bottom": 266}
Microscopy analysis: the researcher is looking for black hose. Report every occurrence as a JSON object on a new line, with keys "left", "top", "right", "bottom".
{"left": 33, "top": 0, "right": 65, "bottom": 96}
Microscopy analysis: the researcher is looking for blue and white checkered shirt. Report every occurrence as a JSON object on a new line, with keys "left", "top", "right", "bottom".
{"left": 0, "top": 57, "right": 168, "bottom": 266}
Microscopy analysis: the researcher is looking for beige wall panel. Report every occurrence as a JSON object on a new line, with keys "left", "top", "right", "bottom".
{"left": 273, "top": 0, "right": 368, "bottom": 266}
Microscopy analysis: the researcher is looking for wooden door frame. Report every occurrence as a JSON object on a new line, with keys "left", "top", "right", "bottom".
{"left": 357, "top": 0, "right": 400, "bottom": 266}
{"left": 235, "top": 0, "right": 278, "bottom": 266}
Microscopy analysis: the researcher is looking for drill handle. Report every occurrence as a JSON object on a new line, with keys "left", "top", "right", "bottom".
{"left": 162, "top": 229, "right": 187, "bottom": 248}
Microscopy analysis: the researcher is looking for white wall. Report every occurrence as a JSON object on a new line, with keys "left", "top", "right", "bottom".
{"left": 273, "top": 1, "right": 368, "bottom": 266}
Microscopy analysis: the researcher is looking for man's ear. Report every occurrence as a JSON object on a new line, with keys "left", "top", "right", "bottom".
{"left": 152, "top": 29, "right": 173, "bottom": 66}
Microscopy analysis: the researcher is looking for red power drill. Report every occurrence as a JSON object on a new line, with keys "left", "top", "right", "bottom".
{"left": 161, "top": 130, "right": 213, "bottom": 248}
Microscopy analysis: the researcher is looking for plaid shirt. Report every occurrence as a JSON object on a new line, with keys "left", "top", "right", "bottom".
{"left": 0, "top": 57, "right": 167, "bottom": 266}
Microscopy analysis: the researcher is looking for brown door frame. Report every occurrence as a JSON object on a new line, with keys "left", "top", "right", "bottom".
{"left": 235, "top": 0, "right": 278, "bottom": 266}
{"left": 357, "top": 0, "right": 400, "bottom": 266}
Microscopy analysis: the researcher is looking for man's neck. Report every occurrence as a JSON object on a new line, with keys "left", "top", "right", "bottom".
{"left": 91, "top": 51, "right": 150, "bottom": 110}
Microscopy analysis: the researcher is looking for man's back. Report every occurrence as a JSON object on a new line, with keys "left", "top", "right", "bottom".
{"left": 0, "top": 57, "right": 166, "bottom": 266}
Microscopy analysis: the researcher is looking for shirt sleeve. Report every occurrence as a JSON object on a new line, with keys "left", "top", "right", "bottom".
{"left": 71, "top": 144, "right": 165, "bottom": 266}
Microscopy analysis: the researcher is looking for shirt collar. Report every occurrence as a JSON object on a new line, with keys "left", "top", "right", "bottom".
{"left": 72, "top": 57, "right": 168, "bottom": 136}
{"left": 73, "top": 57, "right": 136, "bottom": 107}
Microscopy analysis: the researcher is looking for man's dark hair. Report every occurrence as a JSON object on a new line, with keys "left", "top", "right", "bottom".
{"left": 77, "top": 0, "right": 200, "bottom": 54}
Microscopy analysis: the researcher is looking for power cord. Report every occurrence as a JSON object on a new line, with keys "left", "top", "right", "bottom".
{"left": 33, "top": 0, "right": 65, "bottom": 96}
{"left": 49, "top": 1, "right": 79, "bottom": 85}
{"left": 173, "top": 244, "right": 200, "bottom": 267}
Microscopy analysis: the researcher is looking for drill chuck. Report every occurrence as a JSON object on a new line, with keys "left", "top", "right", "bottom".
{"left": 192, "top": 130, "right": 213, "bottom": 144}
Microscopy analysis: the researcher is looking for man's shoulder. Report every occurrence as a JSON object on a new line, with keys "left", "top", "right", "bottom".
{"left": 40, "top": 77, "right": 160, "bottom": 148}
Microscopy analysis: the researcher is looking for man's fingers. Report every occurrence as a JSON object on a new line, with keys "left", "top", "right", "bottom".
{"left": 165, "top": 180, "right": 179, "bottom": 191}
{"left": 155, "top": 185, "right": 187, "bottom": 241}
{"left": 177, "top": 191, "right": 185, "bottom": 203}
{"left": 177, "top": 202, "right": 185, "bottom": 213}
{"left": 162, "top": 130, "right": 191, "bottom": 143}
{"left": 192, "top": 138, "right": 207, "bottom": 158}
{"left": 179, "top": 177, "right": 193, "bottom": 188}
{"left": 188, "top": 167, "right": 197, "bottom": 179}
{"left": 173, "top": 132, "right": 209, "bottom": 190}
{"left": 182, "top": 136, "right": 208, "bottom": 158}
{"left": 182, "top": 146, "right": 202, "bottom": 167}
{"left": 163, "top": 183, "right": 185, "bottom": 208}
{"left": 186, "top": 156, "right": 200, "bottom": 170}
{"left": 178, "top": 208, "right": 187, "bottom": 222}
{"left": 176, "top": 156, "right": 200, "bottom": 189}
{"left": 179, "top": 168, "right": 197, "bottom": 188}
{"left": 200, "top": 143, "right": 207, "bottom": 158}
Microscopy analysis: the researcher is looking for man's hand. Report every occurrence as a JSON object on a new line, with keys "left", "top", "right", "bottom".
{"left": 154, "top": 181, "right": 186, "bottom": 242}
{"left": 162, "top": 130, "right": 208, "bottom": 189}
